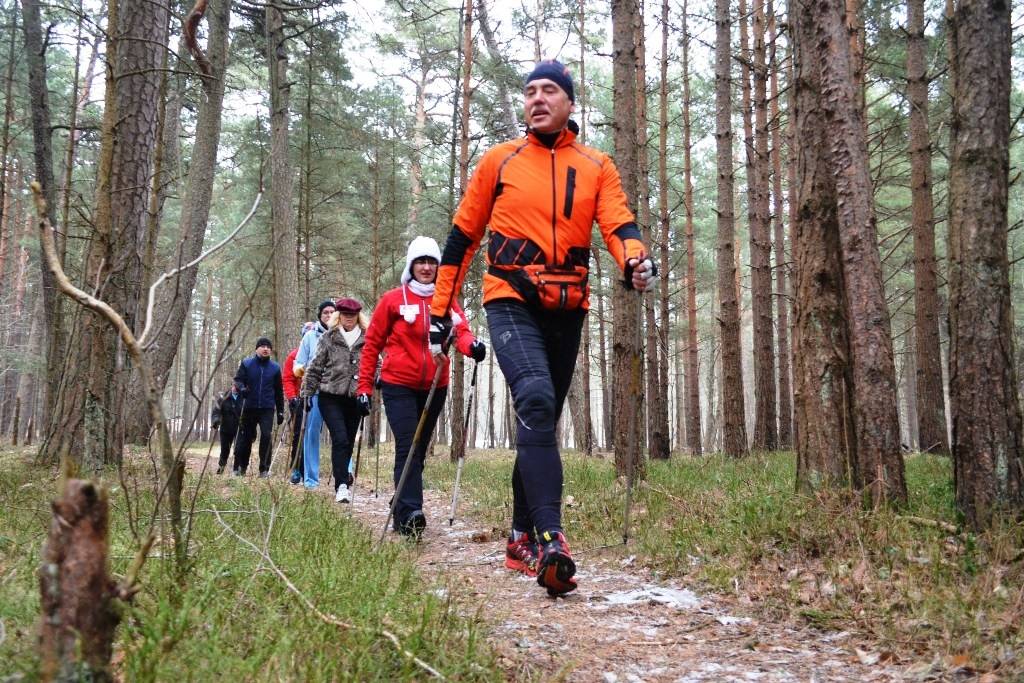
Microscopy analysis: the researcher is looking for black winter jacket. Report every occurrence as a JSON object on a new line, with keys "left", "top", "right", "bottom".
{"left": 212, "top": 391, "right": 243, "bottom": 430}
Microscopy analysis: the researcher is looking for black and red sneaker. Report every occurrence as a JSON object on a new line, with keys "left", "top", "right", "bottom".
{"left": 505, "top": 534, "right": 540, "bottom": 577}
{"left": 536, "top": 530, "right": 577, "bottom": 596}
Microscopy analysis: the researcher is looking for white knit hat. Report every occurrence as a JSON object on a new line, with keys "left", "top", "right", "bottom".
{"left": 401, "top": 236, "right": 442, "bottom": 284}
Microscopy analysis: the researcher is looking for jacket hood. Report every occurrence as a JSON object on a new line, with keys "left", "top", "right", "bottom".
{"left": 401, "top": 236, "right": 442, "bottom": 284}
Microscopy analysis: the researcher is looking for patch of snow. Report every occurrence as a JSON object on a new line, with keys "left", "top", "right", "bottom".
{"left": 715, "top": 615, "right": 753, "bottom": 626}
{"left": 597, "top": 586, "right": 702, "bottom": 609}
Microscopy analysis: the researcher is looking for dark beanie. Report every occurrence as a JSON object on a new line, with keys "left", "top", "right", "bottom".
{"left": 255, "top": 336, "right": 273, "bottom": 350}
{"left": 317, "top": 299, "right": 336, "bottom": 317}
{"left": 525, "top": 60, "right": 574, "bottom": 103}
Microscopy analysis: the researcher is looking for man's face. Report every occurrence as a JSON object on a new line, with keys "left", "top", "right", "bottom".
{"left": 256, "top": 344, "right": 272, "bottom": 358}
{"left": 524, "top": 78, "right": 574, "bottom": 134}
{"left": 411, "top": 257, "right": 438, "bottom": 284}
{"left": 319, "top": 306, "right": 336, "bottom": 324}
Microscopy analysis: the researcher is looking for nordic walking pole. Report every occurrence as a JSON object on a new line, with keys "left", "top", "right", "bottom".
{"left": 373, "top": 428, "right": 381, "bottom": 498}
{"left": 286, "top": 399, "right": 309, "bottom": 479}
{"left": 449, "top": 360, "right": 479, "bottom": 526}
{"left": 379, "top": 360, "right": 447, "bottom": 544}
{"left": 623, "top": 270, "right": 647, "bottom": 545}
{"left": 349, "top": 415, "right": 366, "bottom": 504}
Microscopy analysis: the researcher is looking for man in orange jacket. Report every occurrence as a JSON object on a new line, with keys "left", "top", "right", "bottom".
{"left": 430, "top": 60, "right": 657, "bottom": 596}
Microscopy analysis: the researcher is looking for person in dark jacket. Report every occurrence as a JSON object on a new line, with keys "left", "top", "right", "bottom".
{"left": 300, "top": 298, "right": 366, "bottom": 503}
{"left": 211, "top": 382, "right": 244, "bottom": 475}
{"left": 232, "top": 337, "right": 285, "bottom": 477}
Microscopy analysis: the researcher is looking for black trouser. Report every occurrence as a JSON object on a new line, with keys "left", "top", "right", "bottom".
{"left": 485, "top": 300, "right": 585, "bottom": 536}
{"left": 381, "top": 381, "right": 447, "bottom": 527}
{"left": 318, "top": 392, "right": 361, "bottom": 491}
{"left": 288, "top": 398, "right": 305, "bottom": 471}
{"left": 217, "top": 417, "right": 239, "bottom": 467}
{"left": 233, "top": 407, "right": 274, "bottom": 474}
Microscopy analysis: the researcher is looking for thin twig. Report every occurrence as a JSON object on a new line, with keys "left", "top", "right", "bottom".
{"left": 211, "top": 507, "right": 445, "bottom": 679}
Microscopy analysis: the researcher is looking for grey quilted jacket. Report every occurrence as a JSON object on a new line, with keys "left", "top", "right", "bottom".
{"left": 300, "top": 327, "right": 365, "bottom": 398}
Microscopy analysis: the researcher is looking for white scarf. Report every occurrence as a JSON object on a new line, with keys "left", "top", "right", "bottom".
{"left": 408, "top": 280, "right": 435, "bottom": 297}
{"left": 341, "top": 326, "right": 361, "bottom": 349}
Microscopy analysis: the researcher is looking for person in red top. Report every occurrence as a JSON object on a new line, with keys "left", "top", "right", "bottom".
{"left": 430, "top": 61, "right": 657, "bottom": 595}
{"left": 283, "top": 322, "right": 315, "bottom": 483}
{"left": 357, "top": 236, "right": 486, "bottom": 538}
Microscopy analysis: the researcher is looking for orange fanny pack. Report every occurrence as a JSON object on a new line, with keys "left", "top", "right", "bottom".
{"left": 490, "top": 265, "right": 589, "bottom": 311}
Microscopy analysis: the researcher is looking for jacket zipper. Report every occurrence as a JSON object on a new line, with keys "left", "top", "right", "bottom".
{"left": 550, "top": 147, "right": 557, "bottom": 266}
{"left": 258, "top": 363, "right": 265, "bottom": 408}
{"left": 420, "top": 297, "right": 429, "bottom": 387}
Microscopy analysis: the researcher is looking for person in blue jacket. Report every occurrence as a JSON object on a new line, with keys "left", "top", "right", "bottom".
{"left": 292, "top": 299, "right": 336, "bottom": 488}
{"left": 232, "top": 337, "right": 285, "bottom": 477}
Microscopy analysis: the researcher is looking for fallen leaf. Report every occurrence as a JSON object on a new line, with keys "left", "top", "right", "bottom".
{"left": 855, "top": 648, "right": 880, "bottom": 665}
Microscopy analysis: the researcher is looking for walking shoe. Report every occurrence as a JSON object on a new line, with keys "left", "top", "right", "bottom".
{"left": 233, "top": 468, "right": 243, "bottom": 477}
{"left": 505, "top": 534, "right": 540, "bottom": 577}
{"left": 536, "top": 530, "right": 577, "bottom": 596}
{"left": 397, "top": 510, "right": 427, "bottom": 540}
{"left": 290, "top": 469, "right": 302, "bottom": 485}
{"left": 258, "top": 471, "right": 270, "bottom": 479}
{"left": 335, "top": 484, "right": 351, "bottom": 503}
{"left": 216, "top": 464, "right": 225, "bottom": 475}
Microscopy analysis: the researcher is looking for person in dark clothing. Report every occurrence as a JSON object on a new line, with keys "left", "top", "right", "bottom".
{"left": 211, "top": 382, "right": 244, "bottom": 475}
{"left": 232, "top": 337, "right": 285, "bottom": 477}
{"left": 431, "top": 61, "right": 657, "bottom": 595}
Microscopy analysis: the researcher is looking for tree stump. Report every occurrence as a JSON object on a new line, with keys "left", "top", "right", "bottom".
{"left": 38, "top": 479, "right": 120, "bottom": 682}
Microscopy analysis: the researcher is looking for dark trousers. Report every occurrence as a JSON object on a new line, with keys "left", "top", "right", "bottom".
{"left": 233, "top": 407, "right": 274, "bottom": 474}
{"left": 485, "top": 300, "right": 585, "bottom": 536}
{"left": 382, "top": 381, "right": 447, "bottom": 526}
{"left": 217, "top": 418, "right": 239, "bottom": 467}
{"left": 319, "top": 392, "right": 362, "bottom": 491}
{"left": 288, "top": 399, "right": 305, "bottom": 471}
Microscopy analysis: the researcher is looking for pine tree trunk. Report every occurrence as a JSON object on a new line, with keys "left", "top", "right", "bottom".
{"left": 267, "top": 3, "right": 301, "bottom": 349}
{"left": 21, "top": 0, "right": 66, "bottom": 462}
{"left": 769, "top": 1, "right": 792, "bottom": 449}
{"left": 750, "top": 0, "right": 777, "bottom": 451}
{"left": 811, "top": 0, "right": 906, "bottom": 506}
{"left": 450, "top": 0, "right": 473, "bottom": 462}
{"left": 133, "top": 0, "right": 232, "bottom": 443}
{"left": 651, "top": 0, "right": 672, "bottom": 460}
{"left": 948, "top": 0, "right": 1023, "bottom": 530}
{"left": 791, "top": 0, "right": 856, "bottom": 492}
{"left": 715, "top": 0, "right": 748, "bottom": 457}
{"left": 611, "top": 0, "right": 646, "bottom": 478}
{"left": 681, "top": 1, "right": 702, "bottom": 455}
{"left": 594, "top": 249, "right": 612, "bottom": 450}
{"left": 907, "top": 0, "right": 948, "bottom": 455}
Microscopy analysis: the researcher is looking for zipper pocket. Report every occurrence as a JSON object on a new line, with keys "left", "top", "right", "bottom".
{"left": 563, "top": 167, "right": 576, "bottom": 219}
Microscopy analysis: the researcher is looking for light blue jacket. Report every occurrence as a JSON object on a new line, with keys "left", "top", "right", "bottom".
{"left": 295, "top": 323, "right": 327, "bottom": 370}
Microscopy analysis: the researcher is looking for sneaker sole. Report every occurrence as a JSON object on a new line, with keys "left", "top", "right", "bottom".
{"left": 505, "top": 556, "right": 539, "bottom": 577}
{"left": 537, "top": 553, "right": 577, "bottom": 596}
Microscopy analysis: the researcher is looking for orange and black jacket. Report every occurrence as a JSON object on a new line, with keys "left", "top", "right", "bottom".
{"left": 431, "top": 121, "right": 646, "bottom": 317}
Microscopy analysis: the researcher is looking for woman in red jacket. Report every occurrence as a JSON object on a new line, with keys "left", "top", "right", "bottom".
{"left": 357, "top": 236, "right": 486, "bottom": 538}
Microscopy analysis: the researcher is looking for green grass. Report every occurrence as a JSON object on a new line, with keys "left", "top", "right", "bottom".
{"left": 0, "top": 447, "right": 499, "bottom": 682}
{"left": 428, "top": 447, "right": 1024, "bottom": 674}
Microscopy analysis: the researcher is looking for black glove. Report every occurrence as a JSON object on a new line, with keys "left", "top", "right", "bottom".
{"left": 212, "top": 420, "right": 220, "bottom": 430}
{"left": 357, "top": 393, "right": 372, "bottom": 416}
{"left": 277, "top": 411, "right": 284, "bottom": 426}
{"left": 288, "top": 397, "right": 300, "bottom": 412}
{"left": 429, "top": 315, "right": 452, "bottom": 356}
{"left": 624, "top": 256, "right": 658, "bottom": 290}
{"left": 470, "top": 339, "right": 487, "bottom": 362}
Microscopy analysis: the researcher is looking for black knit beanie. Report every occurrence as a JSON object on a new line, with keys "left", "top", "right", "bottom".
{"left": 317, "top": 299, "right": 336, "bottom": 317}
{"left": 255, "top": 336, "right": 273, "bottom": 350}
{"left": 525, "top": 60, "right": 575, "bottom": 103}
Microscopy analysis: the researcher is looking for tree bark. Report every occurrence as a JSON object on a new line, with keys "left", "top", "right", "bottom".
{"left": 715, "top": 0, "right": 748, "bottom": 457}
{"left": 39, "top": 480, "right": 121, "bottom": 682}
{"left": 21, "top": 0, "right": 66, "bottom": 461}
{"left": 681, "top": 0, "right": 701, "bottom": 455}
{"left": 611, "top": 0, "right": 645, "bottom": 478}
{"left": 791, "top": 0, "right": 856, "bottom": 492}
{"left": 811, "top": 0, "right": 906, "bottom": 506}
{"left": 651, "top": 0, "right": 672, "bottom": 460}
{"left": 769, "top": 2, "right": 792, "bottom": 449}
{"left": 907, "top": 0, "right": 948, "bottom": 455}
{"left": 267, "top": 3, "right": 301, "bottom": 349}
{"left": 948, "top": 0, "right": 1022, "bottom": 530}
{"left": 750, "top": 0, "right": 777, "bottom": 451}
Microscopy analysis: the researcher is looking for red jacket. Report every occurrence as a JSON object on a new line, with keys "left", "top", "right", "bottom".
{"left": 357, "top": 285, "right": 475, "bottom": 395}
{"left": 282, "top": 348, "right": 300, "bottom": 399}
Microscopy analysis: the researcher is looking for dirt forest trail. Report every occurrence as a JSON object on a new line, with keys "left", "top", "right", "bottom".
{"left": 189, "top": 449, "right": 913, "bottom": 682}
